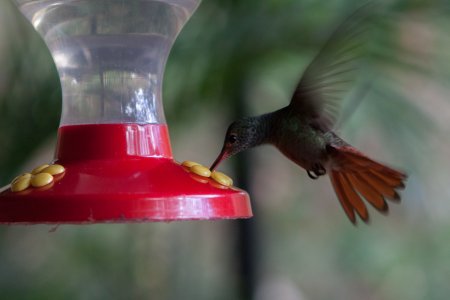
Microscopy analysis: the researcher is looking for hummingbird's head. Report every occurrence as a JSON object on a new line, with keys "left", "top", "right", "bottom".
{"left": 210, "top": 118, "right": 260, "bottom": 171}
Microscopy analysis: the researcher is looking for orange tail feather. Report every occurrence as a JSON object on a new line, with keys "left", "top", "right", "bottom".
{"left": 328, "top": 145, "right": 406, "bottom": 224}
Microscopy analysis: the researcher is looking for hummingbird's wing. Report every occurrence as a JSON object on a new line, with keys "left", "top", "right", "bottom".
{"left": 289, "top": 4, "right": 371, "bottom": 130}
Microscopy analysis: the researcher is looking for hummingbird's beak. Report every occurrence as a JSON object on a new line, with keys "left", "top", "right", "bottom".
{"left": 210, "top": 147, "right": 229, "bottom": 171}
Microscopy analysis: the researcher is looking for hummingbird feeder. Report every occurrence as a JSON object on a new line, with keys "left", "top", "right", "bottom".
{"left": 0, "top": 0, "right": 252, "bottom": 224}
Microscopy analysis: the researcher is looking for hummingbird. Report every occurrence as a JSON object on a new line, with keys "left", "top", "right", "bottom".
{"left": 210, "top": 6, "right": 407, "bottom": 224}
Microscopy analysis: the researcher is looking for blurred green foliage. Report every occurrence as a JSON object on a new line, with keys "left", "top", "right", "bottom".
{"left": 1, "top": 0, "right": 450, "bottom": 300}
{"left": 0, "top": 1, "right": 60, "bottom": 184}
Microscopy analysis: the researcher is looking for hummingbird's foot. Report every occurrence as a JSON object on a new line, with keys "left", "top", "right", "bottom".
{"left": 307, "top": 171, "right": 319, "bottom": 179}
{"left": 307, "top": 164, "right": 326, "bottom": 180}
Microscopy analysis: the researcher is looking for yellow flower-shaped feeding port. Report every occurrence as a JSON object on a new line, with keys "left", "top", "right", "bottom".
{"left": 41, "top": 164, "right": 65, "bottom": 176}
{"left": 180, "top": 160, "right": 234, "bottom": 188}
{"left": 31, "top": 164, "right": 50, "bottom": 175}
{"left": 30, "top": 173, "right": 54, "bottom": 188}
{"left": 181, "top": 161, "right": 200, "bottom": 168}
{"left": 211, "top": 171, "right": 233, "bottom": 187}
{"left": 190, "top": 165, "right": 212, "bottom": 178}
{"left": 10, "top": 164, "right": 66, "bottom": 193}
{"left": 11, "top": 173, "right": 32, "bottom": 192}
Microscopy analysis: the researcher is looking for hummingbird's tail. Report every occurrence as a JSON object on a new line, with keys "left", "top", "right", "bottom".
{"left": 327, "top": 145, "right": 407, "bottom": 224}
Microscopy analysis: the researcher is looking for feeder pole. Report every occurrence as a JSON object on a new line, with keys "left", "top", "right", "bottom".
{"left": 231, "top": 75, "right": 260, "bottom": 300}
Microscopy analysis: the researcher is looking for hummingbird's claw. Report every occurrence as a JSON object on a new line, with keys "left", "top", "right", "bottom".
{"left": 307, "top": 170, "right": 319, "bottom": 180}
{"left": 307, "top": 164, "right": 326, "bottom": 180}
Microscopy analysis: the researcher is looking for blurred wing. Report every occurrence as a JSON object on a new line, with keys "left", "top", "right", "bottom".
{"left": 290, "top": 4, "right": 371, "bottom": 130}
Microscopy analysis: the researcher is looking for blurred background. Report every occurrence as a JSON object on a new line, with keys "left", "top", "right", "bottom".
{"left": 1, "top": 0, "right": 450, "bottom": 299}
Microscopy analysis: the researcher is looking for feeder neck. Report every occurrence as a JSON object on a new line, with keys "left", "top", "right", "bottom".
{"left": 55, "top": 123, "right": 173, "bottom": 161}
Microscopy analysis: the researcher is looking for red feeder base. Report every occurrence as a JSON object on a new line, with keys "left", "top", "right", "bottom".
{"left": 0, "top": 124, "right": 252, "bottom": 224}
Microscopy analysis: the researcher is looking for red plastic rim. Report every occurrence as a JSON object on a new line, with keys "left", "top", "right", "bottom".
{"left": 0, "top": 124, "right": 252, "bottom": 224}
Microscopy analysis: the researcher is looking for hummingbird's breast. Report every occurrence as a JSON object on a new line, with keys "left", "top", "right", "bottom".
{"left": 271, "top": 114, "right": 328, "bottom": 171}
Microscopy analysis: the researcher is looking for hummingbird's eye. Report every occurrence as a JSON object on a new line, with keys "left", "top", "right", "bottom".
{"left": 228, "top": 134, "right": 238, "bottom": 144}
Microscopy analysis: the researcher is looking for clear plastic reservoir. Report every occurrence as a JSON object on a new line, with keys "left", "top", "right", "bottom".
{"left": 14, "top": 0, "right": 199, "bottom": 125}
